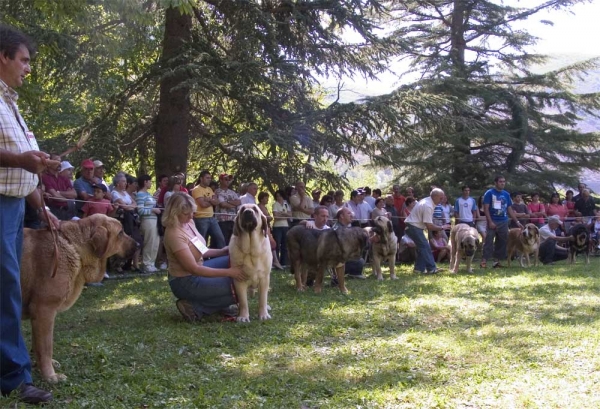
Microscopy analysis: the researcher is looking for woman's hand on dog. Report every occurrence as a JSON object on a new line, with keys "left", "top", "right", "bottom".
{"left": 229, "top": 266, "right": 248, "bottom": 281}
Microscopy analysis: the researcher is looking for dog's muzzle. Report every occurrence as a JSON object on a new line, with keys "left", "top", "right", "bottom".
{"left": 241, "top": 209, "right": 258, "bottom": 232}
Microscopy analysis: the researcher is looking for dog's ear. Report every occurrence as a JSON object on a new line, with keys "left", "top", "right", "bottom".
{"left": 261, "top": 213, "right": 268, "bottom": 237}
{"left": 232, "top": 215, "right": 241, "bottom": 237}
{"left": 91, "top": 226, "right": 110, "bottom": 258}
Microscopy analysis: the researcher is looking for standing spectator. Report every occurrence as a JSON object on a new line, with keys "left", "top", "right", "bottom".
{"left": 73, "top": 158, "right": 96, "bottom": 216}
{"left": 481, "top": 176, "right": 523, "bottom": 269}
{"left": 345, "top": 188, "right": 371, "bottom": 227}
{"left": 311, "top": 189, "right": 321, "bottom": 208}
{"left": 439, "top": 194, "right": 452, "bottom": 237}
{"left": 362, "top": 186, "right": 375, "bottom": 209}
{"left": 154, "top": 174, "right": 169, "bottom": 207}
{"left": 372, "top": 188, "right": 382, "bottom": 202}
{"left": 404, "top": 188, "right": 448, "bottom": 274}
{"left": 214, "top": 173, "right": 240, "bottom": 244}
{"left": 392, "top": 184, "right": 406, "bottom": 215}
{"left": 191, "top": 170, "right": 225, "bottom": 248}
{"left": 371, "top": 197, "right": 390, "bottom": 220}
{"left": 0, "top": 24, "right": 54, "bottom": 404}
{"left": 136, "top": 174, "right": 161, "bottom": 273}
{"left": 384, "top": 194, "right": 402, "bottom": 240}
{"left": 239, "top": 181, "right": 258, "bottom": 205}
{"left": 164, "top": 175, "right": 183, "bottom": 207}
{"left": 289, "top": 181, "right": 314, "bottom": 225}
{"left": 573, "top": 182, "right": 586, "bottom": 202}
{"left": 510, "top": 192, "right": 530, "bottom": 228}
{"left": 41, "top": 156, "right": 76, "bottom": 220}
{"left": 574, "top": 188, "right": 598, "bottom": 223}
{"left": 454, "top": 186, "right": 477, "bottom": 227}
{"left": 258, "top": 191, "right": 283, "bottom": 270}
{"left": 476, "top": 195, "right": 487, "bottom": 244}
{"left": 328, "top": 190, "right": 344, "bottom": 220}
{"left": 272, "top": 189, "right": 291, "bottom": 268}
{"left": 59, "top": 160, "right": 74, "bottom": 181}
{"left": 527, "top": 192, "right": 546, "bottom": 228}
{"left": 82, "top": 184, "right": 114, "bottom": 217}
{"left": 538, "top": 216, "right": 571, "bottom": 265}
{"left": 93, "top": 160, "right": 109, "bottom": 196}
{"left": 402, "top": 197, "right": 416, "bottom": 219}
{"left": 545, "top": 192, "right": 568, "bottom": 222}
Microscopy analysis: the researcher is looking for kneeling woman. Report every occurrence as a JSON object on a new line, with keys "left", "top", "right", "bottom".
{"left": 163, "top": 192, "right": 245, "bottom": 322}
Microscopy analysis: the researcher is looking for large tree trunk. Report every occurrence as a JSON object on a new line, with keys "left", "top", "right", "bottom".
{"left": 155, "top": 7, "right": 192, "bottom": 180}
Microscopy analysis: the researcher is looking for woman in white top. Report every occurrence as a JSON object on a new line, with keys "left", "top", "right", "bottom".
{"left": 111, "top": 173, "right": 140, "bottom": 272}
{"left": 272, "top": 189, "right": 292, "bottom": 268}
{"left": 371, "top": 198, "right": 390, "bottom": 220}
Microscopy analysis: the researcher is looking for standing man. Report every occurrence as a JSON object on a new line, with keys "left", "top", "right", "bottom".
{"left": 362, "top": 186, "right": 375, "bottom": 209}
{"left": 191, "top": 170, "right": 225, "bottom": 248}
{"left": 392, "top": 184, "right": 406, "bottom": 215}
{"left": 0, "top": 24, "right": 55, "bottom": 404}
{"left": 215, "top": 173, "right": 240, "bottom": 244}
{"left": 454, "top": 185, "right": 478, "bottom": 227}
{"left": 404, "top": 188, "right": 449, "bottom": 274}
{"left": 239, "top": 181, "right": 258, "bottom": 205}
{"left": 311, "top": 189, "right": 321, "bottom": 208}
{"left": 574, "top": 188, "right": 598, "bottom": 224}
{"left": 345, "top": 188, "right": 371, "bottom": 227}
{"left": 481, "top": 175, "right": 523, "bottom": 269}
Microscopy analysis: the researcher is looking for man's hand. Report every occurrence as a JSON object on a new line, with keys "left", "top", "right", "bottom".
{"left": 230, "top": 266, "right": 248, "bottom": 281}
{"left": 488, "top": 221, "right": 496, "bottom": 230}
{"left": 17, "top": 151, "right": 60, "bottom": 174}
{"left": 40, "top": 208, "right": 61, "bottom": 230}
{"left": 304, "top": 220, "right": 316, "bottom": 229}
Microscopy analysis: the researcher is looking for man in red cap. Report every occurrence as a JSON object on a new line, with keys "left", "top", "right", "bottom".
{"left": 73, "top": 158, "right": 96, "bottom": 216}
{"left": 215, "top": 173, "right": 240, "bottom": 244}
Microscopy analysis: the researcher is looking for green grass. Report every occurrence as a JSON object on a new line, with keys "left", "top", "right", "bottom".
{"left": 3, "top": 256, "right": 600, "bottom": 408}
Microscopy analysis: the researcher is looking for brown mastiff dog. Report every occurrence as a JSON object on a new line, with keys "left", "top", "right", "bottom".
{"left": 507, "top": 223, "right": 540, "bottom": 267}
{"left": 366, "top": 216, "right": 398, "bottom": 280}
{"left": 21, "top": 214, "right": 137, "bottom": 383}
{"left": 287, "top": 225, "right": 368, "bottom": 294}
{"left": 449, "top": 223, "right": 480, "bottom": 273}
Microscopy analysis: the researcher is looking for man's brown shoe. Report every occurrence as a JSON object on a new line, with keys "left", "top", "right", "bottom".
{"left": 18, "top": 384, "right": 52, "bottom": 405}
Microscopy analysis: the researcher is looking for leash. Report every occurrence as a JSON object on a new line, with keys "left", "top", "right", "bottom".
{"left": 37, "top": 159, "right": 61, "bottom": 278}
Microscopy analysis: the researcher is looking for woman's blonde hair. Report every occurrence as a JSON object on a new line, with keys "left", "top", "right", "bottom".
{"left": 162, "top": 192, "right": 197, "bottom": 228}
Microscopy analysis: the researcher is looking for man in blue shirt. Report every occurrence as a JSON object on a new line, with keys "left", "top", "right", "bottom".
{"left": 481, "top": 175, "right": 523, "bottom": 268}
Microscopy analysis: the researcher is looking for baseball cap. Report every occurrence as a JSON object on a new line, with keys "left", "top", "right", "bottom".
{"left": 547, "top": 215, "right": 562, "bottom": 225}
{"left": 81, "top": 159, "right": 94, "bottom": 169}
{"left": 219, "top": 173, "right": 232, "bottom": 180}
{"left": 60, "top": 161, "right": 74, "bottom": 172}
{"left": 93, "top": 160, "right": 104, "bottom": 168}
{"left": 92, "top": 183, "right": 107, "bottom": 192}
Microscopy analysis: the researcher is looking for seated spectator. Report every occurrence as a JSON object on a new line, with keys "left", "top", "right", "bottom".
{"left": 93, "top": 160, "right": 110, "bottom": 198}
{"left": 398, "top": 234, "right": 416, "bottom": 263}
{"left": 163, "top": 192, "right": 245, "bottom": 322}
{"left": 82, "top": 184, "right": 115, "bottom": 217}
{"left": 527, "top": 192, "right": 546, "bottom": 228}
{"left": 73, "top": 159, "right": 96, "bottom": 216}
{"left": 539, "top": 215, "right": 572, "bottom": 265}
{"left": 42, "top": 155, "right": 76, "bottom": 221}
{"left": 429, "top": 229, "right": 450, "bottom": 263}
{"left": 510, "top": 192, "right": 530, "bottom": 228}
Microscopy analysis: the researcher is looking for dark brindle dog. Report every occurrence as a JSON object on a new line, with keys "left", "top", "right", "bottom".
{"left": 287, "top": 225, "right": 368, "bottom": 294}
{"left": 568, "top": 223, "right": 590, "bottom": 264}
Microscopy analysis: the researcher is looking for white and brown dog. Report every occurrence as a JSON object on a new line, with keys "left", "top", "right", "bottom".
{"left": 507, "top": 223, "right": 540, "bottom": 267}
{"left": 449, "top": 223, "right": 480, "bottom": 273}
{"left": 228, "top": 204, "right": 272, "bottom": 322}
{"left": 366, "top": 216, "right": 398, "bottom": 280}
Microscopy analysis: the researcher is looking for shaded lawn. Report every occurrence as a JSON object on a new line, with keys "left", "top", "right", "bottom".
{"left": 3, "top": 257, "right": 600, "bottom": 408}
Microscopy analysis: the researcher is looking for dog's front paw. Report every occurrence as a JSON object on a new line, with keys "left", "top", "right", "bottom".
{"left": 376, "top": 274, "right": 384, "bottom": 281}
{"left": 467, "top": 268, "right": 473, "bottom": 273}
{"left": 296, "top": 285, "right": 306, "bottom": 292}
{"left": 390, "top": 274, "right": 398, "bottom": 280}
{"left": 259, "top": 312, "right": 272, "bottom": 320}
{"left": 236, "top": 315, "right": 251, "bottom": 323}
{"left": 339, "top": 286, "right": 349, "bottom": 295}
{"left": 313, "top": 286, "right": 322, "bottom": 294}
{"left": 44, "top": 373, "right": 67, "bottom": 383}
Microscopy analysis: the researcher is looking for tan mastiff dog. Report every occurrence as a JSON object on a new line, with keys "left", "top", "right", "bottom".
{"left": 507, "top": 223, "right": 540, "bottom": 267}
{"left": 449, "top": 223, "right": 480, "bottom": 273}
{"left": 21, "top": 214, "right": 137, "bottom": 383}
{"left": 229, "top": 204, "right": 272, "bottom": 322}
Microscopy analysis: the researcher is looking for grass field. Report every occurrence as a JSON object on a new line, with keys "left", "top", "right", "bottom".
{"left": 2, "top": 256, "right": 600, "bottom": 408}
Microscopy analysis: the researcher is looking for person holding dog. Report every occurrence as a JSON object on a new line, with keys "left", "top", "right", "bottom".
{"left": 538, "top": 215, "right": 572, "bottom": 265}
{"left": 481, "top": 176, "right": 523, "bottom": 269}
{"left": 404, "top": 188, "right": 449, "bottom": 274}
{"left": 0, "top": 24, "right": 56, "bottom": 404}
{"left": 163, "top": 192, "right": 246, "bottom": 322}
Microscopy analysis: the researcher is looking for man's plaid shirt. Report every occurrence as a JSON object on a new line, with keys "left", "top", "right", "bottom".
{"left": 0, "top": 79, "right": 39, "bottom": 198}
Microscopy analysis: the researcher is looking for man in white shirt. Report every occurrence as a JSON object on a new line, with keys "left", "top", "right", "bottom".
{"left": 454, "top": 185, "right": 478, "bottom": 227}
{"left": 405, "top": 188, "right": 449, "bottom": 274}
{"left": 239, "top": 182, "right": 258, "bottom": 205}
{"left": 539, "top": 215, "right": 571, "bottom": 265}
{"left": 345, "top": 188, "right": 371, "bottom": 227}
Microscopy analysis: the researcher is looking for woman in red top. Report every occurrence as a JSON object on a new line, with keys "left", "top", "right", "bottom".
{"left": 546, "top": 192, "right": 568, "bottom": 221}
{"left": 527, "top": 192, "right": 546, "bottom": 227}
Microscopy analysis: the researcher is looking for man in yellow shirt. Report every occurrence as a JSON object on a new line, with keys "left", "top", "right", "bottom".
{"left": 191, "top": 170, "right": 226, "bottom": 248}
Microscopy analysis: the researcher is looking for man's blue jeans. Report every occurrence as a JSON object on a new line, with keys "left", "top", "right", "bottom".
{"left": 405, "top": 224, "right": 437, "bottom": 273}
{"left": 0, "top": 195, "right": 32, "bottom": 393}
{"left": 194, "top": 217, "right": 225, "bottom": 249}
